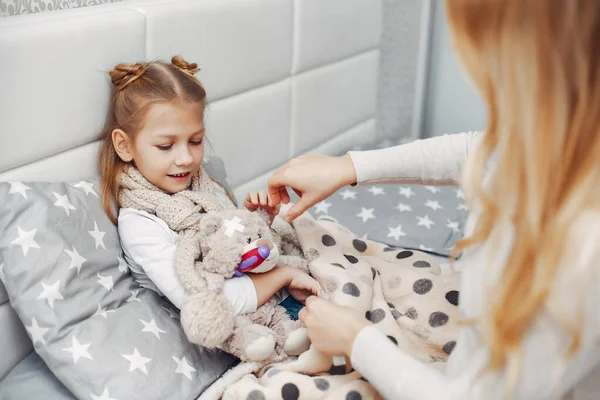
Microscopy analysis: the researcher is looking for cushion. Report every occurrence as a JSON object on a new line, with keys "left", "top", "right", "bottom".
{"left": 0, "top": 179, "right": 236, "bottom": 400}
{"left": 0, "top": 352, "right": 75, "bottom": 400}
{"left": 298, "top": 139, "right": 469, "bottom": 257}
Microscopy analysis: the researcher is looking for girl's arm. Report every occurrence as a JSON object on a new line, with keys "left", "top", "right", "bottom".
{"left": 118, "top": 209, "right": 257, "bottom": 315}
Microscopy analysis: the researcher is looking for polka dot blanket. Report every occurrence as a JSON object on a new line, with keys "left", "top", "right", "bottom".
{"left": 218, "top": 209, "right": 461, "bottom": 399}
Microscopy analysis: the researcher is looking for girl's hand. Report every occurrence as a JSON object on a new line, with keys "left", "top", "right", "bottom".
{"left": 298, "top": 296, "right": 370, "bottom": 356}
{"left": 267, "top": 154, "right": 357, "bottom": 222}
{"left": 285, "top": 268, "right": 322, "bottom": 303}
{"left": 243, "top": 190, "right": 280, "bottom": 224}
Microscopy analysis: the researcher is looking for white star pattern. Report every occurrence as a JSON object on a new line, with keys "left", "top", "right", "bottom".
{"left": 73, "top": 181, "right": 98, "bottom": 197}
{"left": 399, "top": 187, "right": 415, "bottom": 198}
{"left": 314, "top": 201, "right": 332, "bottom": 214}
{"left": 356, "top": 208, "right": 375, "bottom": 223}
{"left": 88, "top": 222, "right": 106, "bottom": 250}
{"left": 53, "top": 192, "right": 76, "bottom": 216}
{"left": 93, "top": 304, "right": 115, "bottom": 319}
{"left": 140, "top": 319, "right": 166, "bottom": 339}
{"left": 97, "top": 272, "right": 114, "bottom": 291}
{"left": 62, "top": 336, "right": 93, "bottom": 365}
{"left": 122, "top": 348, "right": 152, "bottom": 375}
{"left": 425, "top": 200, "right": 443, "bottom": 211}
{"left": 339, "top": 189, "right": 357, "bottom": 200}
{"left": 424, "top": 186, "right": 441, "bottom": 194}
{"left": 11, "top": 227, "right": 40, "bottom": 256}
{"left": 396, "top": 202, "right": 412, "bottom": 212}
{"left": 65, "top": 246, "right": 87, "bottom": 275}
{"left": 173, "top": 355, "right": 196, "bottom": 381}
{"left": 90, "top": 388, "right": 119, "bottom": 400}
{"left": 117, "top": 256, "right": 128, "bottom": 273}
{"left": 127, "top": 289, "right": 141, "bottom": 303}
{"left": 26, "top": 317, "right": 50, "bottom": 346}
{"left": 447, "top": 219, "right": 460, "bottom": 233}
{"left": 37, "top": 280, "right": 64, "bottom": 308}
{"left": 456, "top": 188, "right": 464, "bottom": 199}
{"left": 419, "top": 244, "right": 434, "bottom": 252}
{"left": 8, "top": 182, "right": 31, "bottom": 199}
{"left": 457, "top": 203, "right": 468, "bottom": 211}
{"left": 387, "top": 225, "right": 406, "bottom": 241}
{"left": 367, "top": 186, "right": 385, "bottom": 196}
{"left": 417, "top": 215, "right": 435, "bottom": 229}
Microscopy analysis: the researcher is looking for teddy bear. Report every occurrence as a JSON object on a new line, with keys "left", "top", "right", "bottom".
{"left": 175, "top": 207, "right": 312, "bottom": 362}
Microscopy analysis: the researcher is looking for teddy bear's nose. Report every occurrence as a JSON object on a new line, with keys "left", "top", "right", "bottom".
{"left": 258, "top": 245, "right": 270, "bottom": 259}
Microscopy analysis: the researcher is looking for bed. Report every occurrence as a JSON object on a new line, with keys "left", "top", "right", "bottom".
{"left": 0, "top": 1, "right": 466, "bottom": 398}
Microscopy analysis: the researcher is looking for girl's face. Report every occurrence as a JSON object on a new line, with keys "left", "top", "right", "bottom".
{"left": 117, "top": 102, "right": 205, "bottom": 194}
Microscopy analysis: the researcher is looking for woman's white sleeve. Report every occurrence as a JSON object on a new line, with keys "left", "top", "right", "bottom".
{"left": 348, "top": 131, "right": 482, "bottom": 186}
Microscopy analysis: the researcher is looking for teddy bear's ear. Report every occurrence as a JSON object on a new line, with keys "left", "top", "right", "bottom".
{"left": 199, "top": 213, "right": 223, "bottom": 236}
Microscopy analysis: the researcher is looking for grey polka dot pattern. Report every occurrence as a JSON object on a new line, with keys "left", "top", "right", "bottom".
{"left": 428, "top": 311, "right": 449, "bottom": 328}
{"left": 365, "top": 308, "right": 386, "bottom": 323}
{"left": 443, "top": 341, "right": 456, "bottom": 355}
{"left": 247, "top": 390, "right": 266, "bottom": 400}
{"left": 331, "top": 263, "right": 345, "bottom": 269}
{"left": 412, "top": 260, "right": 431, "bottom": 268}
{"left": 387, "top": 335, "right": 398, "bottom": 345}
{"left": 322, "top": 234, "right": 336, "bottom": 247}
{"left": 404, "top": 307, "right": 419, "bottom": 319}
{"left": 445, "top": 290, "right": 459, "bottom": 306}
{"left": 281, "top": 383, "right": 300, "bottom": 400}
{"left": 396, "top": 250, "right": 413, "bottom": 259}
{"left": 314, "top": 378, "right": 330, "bottom": 391}
{"left": 413, "top": 278, "right": 433, "bottom": 294}
{"left": 342, "top": 282, "right": 361, "bottom": 297}
{"left": 344, "top": 254, "right": 359, "bottom": 264}
{"left": 387, "top": 275, "right": 402, "bottom": 289}
{"left": 346, "top": 391, "right": 362, "bottom": 400}
{"left": 391, "top": 309, "right": 402, "bottom": 319}
{"left": 268, "top": 368, "right": 281, "bottom": 377}
{"left": 305, "top": 248, "right": 320, "bottom": 261}
{"left": 352, "top": 239, "right": 367, "bottom": 252}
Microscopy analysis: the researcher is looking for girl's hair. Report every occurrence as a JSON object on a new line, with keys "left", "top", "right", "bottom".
{"left": 98, "top": 56, "right": 233, "bottom": 224}
{"left": 447, "top": 0, "right": 600, "bottom": 385}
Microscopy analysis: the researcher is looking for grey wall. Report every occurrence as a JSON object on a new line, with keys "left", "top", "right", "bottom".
{"left": 419, "top": 0, "right": 486, "bottom": 137}
{"left": 376, "top": 0, "right": 424, "bottom": 142}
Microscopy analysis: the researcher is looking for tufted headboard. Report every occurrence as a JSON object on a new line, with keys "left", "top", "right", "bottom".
{"left": 0, "top": 0, "right": 411, "bottom": 381}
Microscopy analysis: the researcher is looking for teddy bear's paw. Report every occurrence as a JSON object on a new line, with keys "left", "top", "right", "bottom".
{"left": 284, "top": 326, "right": 311, "bottom": 356}
{"left": 245, "top": 335, "right": 276, "bottom": 361}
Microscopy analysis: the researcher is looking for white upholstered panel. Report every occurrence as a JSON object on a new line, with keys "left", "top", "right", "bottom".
{"left": 205, "top": 79, "right": 292, "bottom": 187}
{"left": 0, "top": 10, "right": 145, "bottom": 173}
{"left": 291, "top": 50, "right": 379, "bottom": 155}
{"left": 142, "top": 0, "right": 293, "bottom": 102}
{"left": 293, "top": 0, "right": 382, "bottom": 74}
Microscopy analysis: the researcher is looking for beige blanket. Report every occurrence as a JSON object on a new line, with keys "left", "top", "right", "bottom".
{"left": 209, "top": 210, "right": 461, "bottom": 399}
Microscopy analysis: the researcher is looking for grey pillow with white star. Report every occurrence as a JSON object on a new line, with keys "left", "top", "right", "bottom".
{"left": 299, "top": 183, "right": 469, "bottom": 257}
{"left": 0, "top": 180, "right": 236, "bottom": 400}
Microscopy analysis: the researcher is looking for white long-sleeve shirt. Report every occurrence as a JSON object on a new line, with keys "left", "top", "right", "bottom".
{"left": 118, "top": 208, "right": 258, "bottom": 316}
{"left": 347, "top": 132, "right": 600, "bottom": 400}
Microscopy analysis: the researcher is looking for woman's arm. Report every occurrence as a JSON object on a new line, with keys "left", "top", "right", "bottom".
{"left": 348, "top": 131, "right": 481, "bottom": 186}
{"left": 269, "top": 132, "right": 481, "bottom": 221}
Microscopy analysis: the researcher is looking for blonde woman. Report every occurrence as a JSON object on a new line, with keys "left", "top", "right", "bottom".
{"left": 268, "top": 0, "right": 600, "bottom": 398}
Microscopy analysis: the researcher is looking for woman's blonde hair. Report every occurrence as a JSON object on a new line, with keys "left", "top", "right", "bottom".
{"left": 448, "top": 0, "right": 600, "bottom": 379}
{"left": 98, "top": 56, "right": 209, "bottom": 224}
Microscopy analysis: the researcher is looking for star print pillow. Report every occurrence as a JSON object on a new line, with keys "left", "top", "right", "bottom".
{"left": 0, "top": 180, "right": 236, "bottom": 400}
{"left": 299, "top": 183, "right": 469, "bottom": 257}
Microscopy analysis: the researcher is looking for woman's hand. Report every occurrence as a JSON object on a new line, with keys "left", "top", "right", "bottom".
{"left": 285, "top": 268, "right": 323, "bottom": 303}
{"left": 267, "top": 154, "right": 357, "bottom": 222}
{"left": 243, "top": 190, "right": 280, "bottom": 224}
{"left": 298, "top": 296, "right": 370, "bottom": 356}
